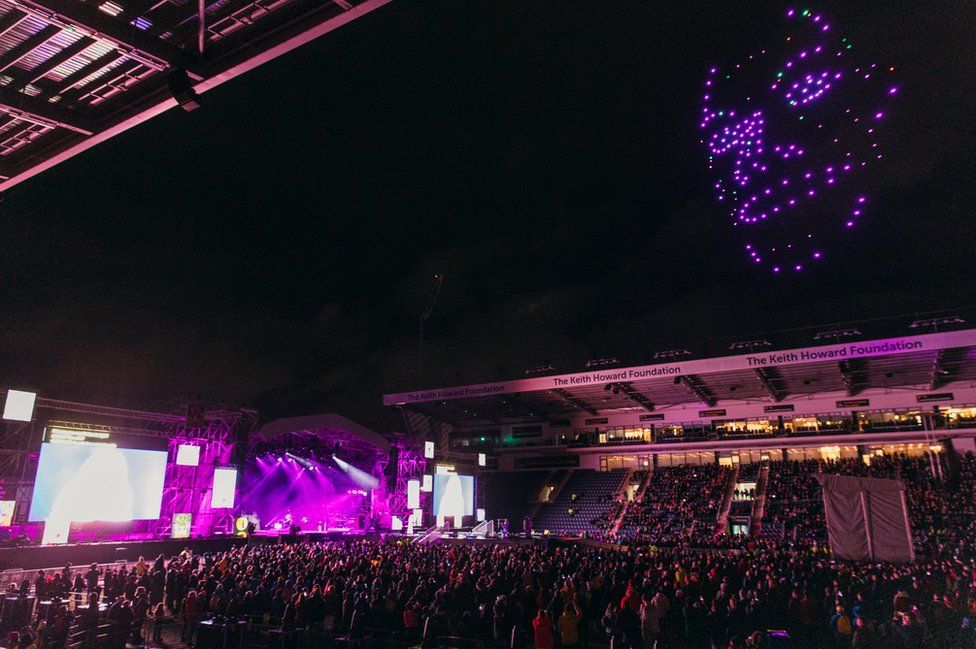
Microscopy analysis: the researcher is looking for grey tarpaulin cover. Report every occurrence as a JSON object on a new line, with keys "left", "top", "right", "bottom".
{"left": 814, "top": 473, "right": 914, "bottom": 563}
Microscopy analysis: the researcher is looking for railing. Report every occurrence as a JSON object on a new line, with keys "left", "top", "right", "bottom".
{"left": 0, "top": 560, "right": 129, "bottom": 595}
{"left": 194, "top": 620, "right": 523, "bottom": 649}
{"left": 413, "top": 524, "right": 445, "bottom": 544}
{"left": 471, "top": 519, "right": 495, "bottom": 537}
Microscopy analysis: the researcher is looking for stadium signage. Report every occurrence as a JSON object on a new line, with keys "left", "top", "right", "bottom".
{"left": 763, "top": 404, "right": 795, "bottom": 413}
{"left": 383, "top": 329, "right": 976, "bottom": 406}
{"left": 743, "top": 340, "right": 923, "bottom": 367}
{"left": 639, "top": 413, "right": 666, "bottom": 421}
{"left": 699, "top": 409, "right": 727, "bottom": 417}
{"left": 916, "top": 393, "right": 954, "bottom": 403}
{"left": 836, "top": 399, "right": 870, "bottom": 408}
{"left": 512, "top": 425, "right": 543, "bottom": 438}
{"left": 45, "top": 426, "right": 113, "bottom": 446}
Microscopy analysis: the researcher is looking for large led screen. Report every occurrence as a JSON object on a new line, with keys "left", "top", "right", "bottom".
{"left": 28, "top": 443, "right": 167, "bottom": 522}
{"left": 432, "top": 473, "right": 474, "bottom": 519}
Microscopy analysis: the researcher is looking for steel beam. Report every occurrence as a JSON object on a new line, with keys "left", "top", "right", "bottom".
{"left": 0, "top": 88, "right": 94, "bottom": 134}
{"left": 9, "top": 36, "right": 96, "bottom": 92}
{"left": 44, "top": 49, "right": 123, "bottom": 98}
{"left": 56, "top": 58, "right": 144, "bottom": 106}
{"left": 0, "top": 25, "right": 60, "bottom": 73}
{"left": 754, "top": 367, "right": 787, "bottom": 402}
{"left": 15, "top": 1, "right": 190, "bottom": 73}
{"left": 34, "top": 396, "right": 183, "bottom": 423}
{"left": 838, "top": 359, "right": 867, "bottom": 396}
{"left": 613, "top": 382, "right": 656, "bottom": 412}
{"left": 552, "top": 388, "right": 598, "bottom": 415}
{"left": 0, "top": 10, "right": 28, "bottom": 39}
{"left": 928, "top": 347, "right": 967, "bottom": 390}
{"left": 678, "top": 375, "right": 717, "bottom": 407}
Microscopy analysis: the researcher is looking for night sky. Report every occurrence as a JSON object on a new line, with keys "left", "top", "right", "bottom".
{"left": 0, "top": 1, "right": 973, "bottom": 431}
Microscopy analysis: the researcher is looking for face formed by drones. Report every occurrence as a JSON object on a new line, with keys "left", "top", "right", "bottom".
{"left": 702, "top": 8, "right": 897, "bottom": 273}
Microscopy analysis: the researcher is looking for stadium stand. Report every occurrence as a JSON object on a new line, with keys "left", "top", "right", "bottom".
{"left": 615, "top": 464, "right": 731, "bottom": 545}
{"left": 532, "top": 469, "right": 627, "bottom": 536}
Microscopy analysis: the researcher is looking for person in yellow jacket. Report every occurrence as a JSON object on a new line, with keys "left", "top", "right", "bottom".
{"left": 557, "top": 603, "right": 581, "bottom": 648}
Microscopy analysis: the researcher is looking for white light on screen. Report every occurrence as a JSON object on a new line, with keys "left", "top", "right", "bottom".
{"left": 211, "top": 468, "right": 237, "bottom": 508}
{"left": 424, "top": 441, "right": 434, "bottom": 459}
{"left": 407, "top": 479, "right": 420, "bottom": 509}
{"left": 477, "top": 508, "right": 485, "bottom": 522}
{"left": 411, "top": 508, "right": 423, "bottom": 526}
{"left": 176, "top": 444, "right": 200, "bottom": 466}
{"left": 0, "top": 501, "right": 15, "bottom": 527}
{"left": 478, "top": 453, "right": 486, "bottom": 466}
{"left": 3, "top": 390, "right": 36, "bottom": 422}
{"left": 42, "top": 518, "right": 70, "bottom": 545}
{"left": 391, "top": 515, "right": 403, "bottom": 531}
{"left": 422, "top": 474, "right": 432, "bottom": 492}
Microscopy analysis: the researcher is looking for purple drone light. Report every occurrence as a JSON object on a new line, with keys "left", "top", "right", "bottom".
{"left": 701, "top": 8, "right": 897, "bottom": 272}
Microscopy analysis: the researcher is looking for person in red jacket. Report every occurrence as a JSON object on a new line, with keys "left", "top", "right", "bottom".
{"left": 181, "top": 590, "right": 203, "bottom": 643}
{"left": 533, "top": 609, "right": 554, "bottom": 649}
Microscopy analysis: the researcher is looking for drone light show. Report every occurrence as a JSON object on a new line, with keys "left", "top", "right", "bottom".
{"left": 701, "top": 8, "right": 897, "bottom": 272}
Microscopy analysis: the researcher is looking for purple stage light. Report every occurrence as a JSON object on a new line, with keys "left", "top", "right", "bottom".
{"left": 701, "top": 8, "right": 897, "bottom": 272}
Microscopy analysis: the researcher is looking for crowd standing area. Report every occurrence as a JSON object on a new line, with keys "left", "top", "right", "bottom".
{"left": 0, "top": 453, "right": 974, "bottom": 649}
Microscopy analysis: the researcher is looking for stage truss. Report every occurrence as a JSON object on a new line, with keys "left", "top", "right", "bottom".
{"left": 389, "top": 436, "right": 425, "bottom": 525}
{"left": 0, "top": 392, "right": 257, "bottom": 541}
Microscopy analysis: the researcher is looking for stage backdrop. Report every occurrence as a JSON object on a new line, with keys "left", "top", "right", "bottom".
{"left": 814, "top": 474, "right": 914, "bottom": 563}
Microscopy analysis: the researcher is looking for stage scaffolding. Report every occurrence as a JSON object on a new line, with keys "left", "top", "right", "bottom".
{"left": 0, "top": 391, "right": 257, "bottom": 541}
{"left": 389, "top": 435, "right": 426, "bottom": 525}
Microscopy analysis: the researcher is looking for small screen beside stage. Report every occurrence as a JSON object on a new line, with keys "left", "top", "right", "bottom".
{"left": 0, "top": 500, "right": 14, "bottom": 526}
{"left": 210, "top": 468, "right": 237, "bottom": 508}
{"left": 171, "top": 513, "right": 192, "bottom": 539}
{"left": 432, "top": 473, "right": 474, "bottom": 518}
{"left": 29, "top": 443, "right": 167, "bottom": 522}
{"left": 176, "top": 444, "right": 201, "bottom": 466}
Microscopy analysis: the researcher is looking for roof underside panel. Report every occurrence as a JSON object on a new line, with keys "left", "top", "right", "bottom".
{"left": 0, "top": 0, "right": 391, "bottom": 185}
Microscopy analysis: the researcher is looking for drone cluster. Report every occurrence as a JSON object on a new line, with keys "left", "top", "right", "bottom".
{"left": 701, "top": 8, "right": 897, "bottom": 272}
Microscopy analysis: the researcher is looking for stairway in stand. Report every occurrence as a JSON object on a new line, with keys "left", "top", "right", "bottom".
{"left": 749, "top": 462, "right": 771, "bottom": 536}
{"left": 715, "top": 464, "right": 740, "bottom": 534}
{"left": 526, "top": 469, "right": 572, "bottom": 520}
{"left": 612, "top": 469, "right": 652, "bottom": 536}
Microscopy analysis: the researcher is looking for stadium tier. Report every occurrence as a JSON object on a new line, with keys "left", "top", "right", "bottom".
{"left": 387, "top": 328, "right": 976, "bottom": 468}
{"left": 531, "top": 468, "right": 627, "bottom": 537}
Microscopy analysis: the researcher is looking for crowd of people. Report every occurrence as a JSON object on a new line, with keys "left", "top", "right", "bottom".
{"left": 760, "top": 454, "right": 976, "bottom": 559}
{"left": 6, "top": 536, "right": 974, "bottom": 649}
{"left": 0, "top": 452, "right": 973, "bottom": 649}
{"left": 615, "top": 464, "right": 731, "bottom": 546}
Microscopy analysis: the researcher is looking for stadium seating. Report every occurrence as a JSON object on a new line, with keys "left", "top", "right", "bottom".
{"left": 615, "top": 463, "right": 731, "bottom": 544}
{"left": 761, "top": 453, "right": 976, "bottom": 556}
{"left": 532, "top": 468, "right": 627, "bottom": 536}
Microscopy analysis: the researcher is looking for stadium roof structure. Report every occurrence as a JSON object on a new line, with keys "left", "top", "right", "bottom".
{"left": 384, "top": 328, "right": 976, "bottom": 428}
{"left": 0, "top": 0, "right": 391, "bottom": 191}
{"left": 255, "top": 413, "right": 389, "bottom": 454}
